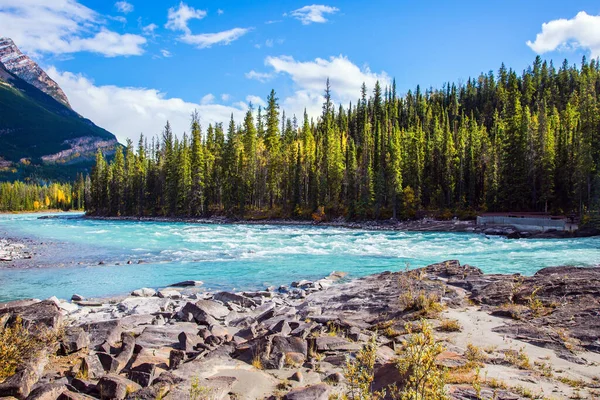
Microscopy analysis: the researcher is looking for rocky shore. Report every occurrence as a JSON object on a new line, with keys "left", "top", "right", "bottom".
{"left": 1, "top": 261, "right": 599, "bottom": 399}
{"left": 85, "top": 215, "right": 598, "bottom": 239}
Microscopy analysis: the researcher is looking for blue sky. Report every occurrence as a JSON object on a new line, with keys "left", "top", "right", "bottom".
{"left": 1, "top": 0, "right": 600, "bottom": 143}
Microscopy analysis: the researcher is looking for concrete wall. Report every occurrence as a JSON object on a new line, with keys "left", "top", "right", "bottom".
{"left": 476, "top": 216, "right": 568, "bottom": 232}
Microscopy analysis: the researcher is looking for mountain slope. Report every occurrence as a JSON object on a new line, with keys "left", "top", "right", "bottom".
{"left": 0, "top": 37, "right": 70, "bottom": 107}
{"left": 0, "top": 41, "right": 120, "bottom": 181}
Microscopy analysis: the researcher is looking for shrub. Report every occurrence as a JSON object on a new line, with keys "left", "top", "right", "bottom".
{"left": 438, "top": 319, "right": 462, "bottom": 332}
{"left": 464, "top": 343, "right": 486, "bottom": 368}
{"left": 0, "top": 316, "right": 57, "bottom": 379}
{"left": 343, "top": 334, "right": 383, "bottom": 400}
{"left": 395, "top": 320, "right": 447, "bottom": 399}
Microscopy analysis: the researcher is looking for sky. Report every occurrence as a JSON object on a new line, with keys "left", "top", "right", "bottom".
{"left": 1, "top": 0, "right": 600, "bottom": 143}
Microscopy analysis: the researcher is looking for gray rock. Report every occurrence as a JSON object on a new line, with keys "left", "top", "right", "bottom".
{"left": 114, "top": 332, "right": 135, "bottom": 373}
{"left": 81, "top": 355, "right": 105, "bottom": 379}
{"left": 60, "top": 327, "right": 90, "bottom": 354}
{"left": 127, "top": 363, "right": 156, "bottom": 387}
{"left": 194, "top": 300, "right": 230, "bottom": 320}
{"left": 80, "top": 319, "right": 123, "bottom": 349}
{"left": 177, "top": 302, "right": 217, "bottom": 326}
{"left": 97, "top": 375, "right": 141, "bottom": 400}
{"left": 97, "top": 352, "right": 119, "bottom": 373}
{"left": 289, "top": 371, "right": 303, "bottom": 383}
{"left": 26, "top": 382, "right": 67, "bottom": 400}
{"left": 283, "top": 384, "right": 330, "bottom": 400}
{"left": 213, "top": 292, "right": 256, "bottom": 308}
{"left": 168, "top": 280, "right": 203, "bottom": 287}
{"left": 130, "top": 288, "right": 156, "bottom": 297}
{"left": 169, "top": 349, "right": 185, "bottom": 370}
{"left": 0, "top": 349, "right": 48, "bottom": 399}
{"left": 157, "top": 289, "right": 181, "bottom": 299}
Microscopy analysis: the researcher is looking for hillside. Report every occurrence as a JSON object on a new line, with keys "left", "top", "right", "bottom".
{"left": 0, "top": 39, "right": 119, "bottom": 181}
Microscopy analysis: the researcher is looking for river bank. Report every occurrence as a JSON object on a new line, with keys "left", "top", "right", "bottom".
{"left": 85, "top": 214, "right": 599, "bottom": 239}
{"left": 1, "top": 260, "right": 599, "bottom": 399}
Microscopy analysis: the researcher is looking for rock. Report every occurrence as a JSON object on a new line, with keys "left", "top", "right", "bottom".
{"left": 435, "top": 351, "right": 468, "bottom": 369}
{"left": 117, "top": 298, "right": 169, "bottom": 315}
{"left": 157, "top": 289, "right": 181, "bottom": 299}
{"left": 60, "top": 327, "right": 90, "bottom": 354}
{"left": 114, "top": 333, "right": 135, "bottom": 372}
{"left": 0, "top": 300, "right": 62, "bottom": 331}
{"left": 26, "top": 383, "right": 66, "bottom": 400}
{"left": 178, "top": 331, "right": 201, "bottom": 352}
{"left": 58, "top": 392, "right": 98, "bottom": 400}
{"left": 268, "top": 320, "right": 291, "bottom": 336}
{"left": 81, "top": 355, "right": 105, "bottom": 379}
{"left": 194, "top": 300, "right": 230, "bottom": 320}
{"left": 315, "top": 336, "right": 360, "bottom": 352}
{"left": 289, "top": 371, "right": 303, "bottom": 383}
{"left": 127, "top": 363, "right": 156, "bottom": 388}
{"left": 213, "top": 292, "right": 256, "bottom": 308}
{"left": 97, "top": 375, "right": 141, "bottom": 400}
{"left": 168, "top": 280, "right": 203, "bottom": 287}
{"left": 177, "top": 302, "right": 217, "bottom": 326}
{"left": 283, "top": 384, "right": 330, "bottom": 400}
{"left": 372, "top": 362, "right": 405, "bottom": 393}
{"left": 325, "top": 372, "right": 344, "bottom": 384}
{"left": 0, "top": 349, "right": 48, "bottom": 399}
{"left": 69, "top": 378, "right": 98, "bottom": 396}
{"left": 97, "top": 352, "right": 119, "bottom": 373}
{"left": 169, "top": 349, "right": 185, "bottom": 369}
{"left": 135, "top": 323, "right": 198, "bottom": 350}
{"left": 80, "top": 320, "right": 123, "bottom": 349}
{"left": 130, "top": 288, "right": 156, "bottom": 297}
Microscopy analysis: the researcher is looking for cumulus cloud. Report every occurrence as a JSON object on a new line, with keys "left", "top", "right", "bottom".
{"left": 200, "top": 93, "right": 215, "bottom": 105}
{"left": 180, "top": 27, "right": 252, "bottom": 49}
{"left": 47, "top": 67, "right": 247, "bottom": 143}
{"left": 115, "top": 1, "right": 133, "bottom": 14}
{"left": 221, "top": 93, "right": 231, "bottom": 101}
{"left": 142, "top": 23, "right": 158, "bottom": 36}
{"left": 245, "top": 70, "right": 273, "bottom": 82}
{"left": 290, "top": 5, "right": 339, "bottom": 25}
{"left": 265, "top": 55, "right": 390, "bottom": 104}
{"left": 246, "top": 95, "right": 266, "bottom": 107}
{"left": 0, "top": 0, "right": 146, "bottom": 57}
{"left": 527, "top": 11, "right": 600, "bottom": 58}
{"left": 165, "top": 2, "right": 206, "bottom": 34}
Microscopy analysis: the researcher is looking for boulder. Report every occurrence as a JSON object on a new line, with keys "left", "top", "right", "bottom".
{"left": 97, "top": 352, "right": 119, "bottom": 374}
{"left": 130, "top": 288, "right": 156, "bottom": 297}
{"left": 283, "top": 384, "right": 330, "bottom": 400}
{"left": 81, "top": 355, "right": 105, "bottom": 379}
{"left": 26, "top": 383, "right": 66, "bottom": 400}
{"left": 157, "top": 289, "right": 181, "bottom": 299}
{"left": 71, "top": 294, "right": 85, "bottom": 302}
{"left": 169, "top": 349, "right": 185, "bottom": 370}
{"left": 58, "top": 391, "right": 98, "bottom": 400}
{"left": 194, "top": 300, "right": 229, "bottom": 320}
{"left": 114, "top": 333, "right": 136, "bottom": 373}
{"left": 0, "top": 300, "right": 62, "bottom": 331}
{"left": 127, "top": 363, "right": 156, "bottom": 387}
{"left": 80, "top": 320, "right": 123, "bottom": 349}
{"left": 60, "top": 327, "right": 90, "bottom": 354}
{"left": 213, "top": 292, "right": 256, "bottom": 308}
{"left": 177, "top": 303, "right": 217, "bottom": 326}
{"left": 168, "top": 280, "right": 203, "bottom": 287}
{"left": 97, "top": 375, "right": 141, "bottom": 400}
{"left": 135, "top": 323, "right": 198, "bottom": 350}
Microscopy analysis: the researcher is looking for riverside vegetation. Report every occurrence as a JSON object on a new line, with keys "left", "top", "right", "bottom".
{"left": 1, "top": 260, "right": 599, "bottom": 399}
{"left": 85, "top": 57, "right": 600, "bottom": 221}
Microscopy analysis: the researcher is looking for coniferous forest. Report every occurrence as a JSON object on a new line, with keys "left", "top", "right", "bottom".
{"left": 87, "top": 57, "right": 600, "bottom": 220}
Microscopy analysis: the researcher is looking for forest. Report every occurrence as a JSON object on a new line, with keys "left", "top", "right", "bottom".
{"left": 86, "top": 56, "right": 600, "bottom": 220}
{"left": 0, "top": 179, "right": 85, "bottom": 212}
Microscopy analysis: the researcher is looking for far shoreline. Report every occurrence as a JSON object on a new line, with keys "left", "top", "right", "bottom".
{"left": 83, "top": 214, "right": 598, "bottom": 239}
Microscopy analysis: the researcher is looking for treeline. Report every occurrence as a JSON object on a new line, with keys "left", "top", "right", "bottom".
{"left": 0, "top": 178, "right": 87, "bottom": 212}
{"left": 88, "top": 56, "right": 600, "bottom": 219}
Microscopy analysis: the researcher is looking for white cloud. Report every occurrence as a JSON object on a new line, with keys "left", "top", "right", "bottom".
{"left": 221, "top": 93, "right": 231, "bottom": 101}
{"left": 160, "top": 49, "right": 172, "bottom": 58}
{"left": 246, "top": 95, "right": 266, "bottom": 107}
{"left": 180, "top": 27, "right": 251, "bottom": 49}
{"left": 142, "top": 23, "right": 158, "bottom": 36}
{"left": 47, "top": 67, "right": 247, "bottom": 143}
{"left": 217, "top": 9, "right": 224, "bottom": 15}
{"left": 245, "top": 70, "right": 273, "bottom": 82}
{"left": 527, "top": 11, "right": 600, "bottom": 58}
{"left": 200, "top": 93, "right": 215, "bottom": 104}
{"left": 290, "top": 5, "right": 339, "bottom": 25}
{"left": 165, "top": 2, "right": 206, "bottom": 34}
{"left": 115, "top": 1, "right": 133, "bottom": 14}
{"left": 265, "top": 55, "right": 390, "bottom": 104}
{"left": 0, "top": 0, "right": 146, "bottom": 57}
{"left": 265, "top": 39, "right": 274, "bottom": 48}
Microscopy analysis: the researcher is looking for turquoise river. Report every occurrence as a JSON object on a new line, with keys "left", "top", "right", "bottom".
{"left": 0, "top": 212, "right": 598, "bottom": 302}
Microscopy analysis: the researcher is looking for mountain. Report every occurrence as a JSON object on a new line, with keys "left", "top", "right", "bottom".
{"left": 0, "top": 38, "right": 119, "bottom": 181}
{"left": 0, "top": 38, "right": 70, "bottom": 107}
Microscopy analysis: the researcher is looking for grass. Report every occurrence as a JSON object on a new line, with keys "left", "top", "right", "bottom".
{"left": 504, "top": 346, "right": 531, "bottom": 370}
{"left": 252, "top": 354, "right": 264, "bottom": 370}
{"left": 464, "top": 343, "right": 486, "bottom": 368}
{"left": 438, "top": 319, "right": 461, "bottom": 332}
{"left": 0, "top": 316, "right": 59, "bottom": 380}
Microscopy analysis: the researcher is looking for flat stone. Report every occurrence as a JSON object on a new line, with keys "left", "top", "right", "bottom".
{"left": 81, "top": 354, "right": 105, "bottom": 379}
{"left": 169, "top": 280, "right": 203, "bottom": 287}
{"left": 128, "top": 363, "right": 156, "bottom": 387}
{"left": 213, "top": 292, "right": 256, "bottom": 308}
{"left": 157, "top": 289, "right": 181, "bottom": 299}
{"left": 194, "top": 300, "right": 229, "bottom": 320}
{"left": 130, "top": 288, "right": 156, "bottom": 297}
{"left": 26, "top": 383, "right": 67, "bottom": 400}
{"left": 283, "top": 383, "right": 330, "bottom": 400}
{"left": 80, "top": 319, "right": 123, "bottom": 349}
{"left": 60, "top": 327, "right": 90, "bottom": 354}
